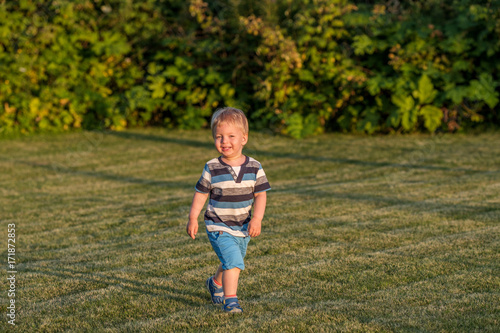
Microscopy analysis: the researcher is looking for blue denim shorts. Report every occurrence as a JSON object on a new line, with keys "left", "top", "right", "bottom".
{"left": 207, "top": 231, "right": 250, "bottom": 270}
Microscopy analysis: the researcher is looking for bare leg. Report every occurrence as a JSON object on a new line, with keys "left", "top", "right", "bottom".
{"left": 222, "top": 267, "right": 241, "bottom": 296}
{"left": 214, "top": 263, "right": 223, "bottom": 285}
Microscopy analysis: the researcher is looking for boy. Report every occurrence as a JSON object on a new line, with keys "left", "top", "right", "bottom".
{"left": 186, "top": 107, "right": 271, "bottom": 313}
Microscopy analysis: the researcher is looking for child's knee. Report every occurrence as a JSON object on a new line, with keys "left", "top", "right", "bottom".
{"left": 224, "top": 267, "right": 241, "bottom": 272}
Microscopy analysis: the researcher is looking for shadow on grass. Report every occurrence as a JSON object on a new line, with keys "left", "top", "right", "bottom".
{"left": 11, "top": 131, "right": 491, "bottom": 195}
{"left": 16, "top": 160, "right": 192, "bottom": 189}
{"left": 294, "top": 187, "right": 500, "bottom": 221}
{"left": 30, "top": 266, "right": 208, "bottom": 306}
{"left": 105, "top": 131, "right": 484, "bottom": 173}
{"left": 106, "top": 130, "right": 214, "bottom": 150}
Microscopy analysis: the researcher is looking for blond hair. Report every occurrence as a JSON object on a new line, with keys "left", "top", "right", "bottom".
{"left": 211, "top": 107, "right": 249, "bottom": 138}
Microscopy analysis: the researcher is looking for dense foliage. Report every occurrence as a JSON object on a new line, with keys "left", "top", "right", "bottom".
{"left": 1, "top": 0, "right": 499, "bottom": 137}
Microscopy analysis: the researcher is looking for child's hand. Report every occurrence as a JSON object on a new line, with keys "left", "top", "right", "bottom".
{"left": 248, "top": 218, "right": 262, "bottom": 237}
{"left": 186, "top": 219, "right": 198, "bottom": 239}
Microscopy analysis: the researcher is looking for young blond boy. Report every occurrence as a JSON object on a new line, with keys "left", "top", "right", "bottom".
{"left": 186, "top": 107, "right": 271, "bottom": 313}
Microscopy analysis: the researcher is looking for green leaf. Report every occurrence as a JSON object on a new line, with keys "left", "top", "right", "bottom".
{"left": 285, "top": 113, "right": 304, "bottom": 139}
{"left": 204, "top": 69, "right": 223, "bottom": 85}
{"left": 91, "top": 32, "right": 131, "bottom": 57}
{"left": 337, "top": 106, "right": 359, "bottom": 132}
{"left": 392, "top": 94, "right": 414, "bottom": 113}
{"left": 445, "top": 85, "right": 468, "bottom": 104}
{"left": 303, "top": 114, "right": 321, "bottom": 137}
{"left": 414, "top": 75, "right": 437, "bottom": 105}
{"left": 174, "top": 56, "right": 192, "bottom": 70}
{"left": 61, "top": 111, "right": 73, "bottom": 125}
{"left": 298, "top": 70, "right": 315, "bottom": 83}
{"left": 392, "top": 94, "right": 417, "bottom": 131}
{"left": 401, "top": 107, "right": 418, "bottom": 131}
{"left": 366, "top": 75, "right": 382, "bottom": 96}
{"left": 387, "top": 109, "right": 400, "bottom": 128}
{"left": 452, "top": 60, "right": 471, "bottom": 72}
{"left": 419, "top": 105, "right": 442, "bottom": 132}
{"left": 148, "top": 76, "right": 166, "bottom": 99}
{"left": 352, "top": 34, "right": 375, "bottom": 55}
{"left": 469, "top": 73, "right": 499, "bottom": 109}
{"left": 219, "top": 84, "right": 235, "bottom": 99}
{"left": 164, "top": 66, "right": 181, "bottom": 79}
{"left": 38, "top": 118, "right": 50, "bottom": 130}
{"left": 147, "top": 63, "right": 161, "bottom": 76}
{"left": 175, "top": 90, "right": 190, "bottom": 102}
{"left": 29, "top": 98, "right": 41, "bottom": 116}
{"left": 357, "top": 108, "right": 380, "bottom": 134}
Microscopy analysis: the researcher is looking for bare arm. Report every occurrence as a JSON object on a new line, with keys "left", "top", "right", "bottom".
{"left": 186, "top": 191, "right": 208, "bottom": 239}
{"left": 248, "top": 191, "right": 267, "bottom": 237}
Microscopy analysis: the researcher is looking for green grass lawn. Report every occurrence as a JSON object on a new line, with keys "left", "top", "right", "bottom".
{"left": 1, "top": 129, "right": 499, "bottom": 332}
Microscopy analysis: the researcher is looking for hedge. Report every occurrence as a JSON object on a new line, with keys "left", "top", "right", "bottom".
{"left": 1, "top": 0, "right": 498, "bottom": 137}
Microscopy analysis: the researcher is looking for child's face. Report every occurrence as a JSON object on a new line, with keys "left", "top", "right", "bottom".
{"left": 214, "top": 122, "right": 248, "bottom": 161}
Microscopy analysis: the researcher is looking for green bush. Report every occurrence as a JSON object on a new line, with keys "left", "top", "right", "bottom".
{"left": 347, "top": 0, "right": 500, "bottom": 133}
{"left": 245, "top": 0, "right": 363, "bottom": 138}
{"left": 0, "top": 0, "right": 498, "bottom": 137}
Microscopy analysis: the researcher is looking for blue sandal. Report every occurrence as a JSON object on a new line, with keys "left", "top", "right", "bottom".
{"left": 205, "top": 277, "right": 224, "bottom": 304}
{"left": 223, "top": 300, "right": 243, "bottom": 313}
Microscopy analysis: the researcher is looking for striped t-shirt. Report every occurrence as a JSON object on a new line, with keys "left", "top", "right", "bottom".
{"left": 195, "top": 156, "right": 271, "bottom": 237}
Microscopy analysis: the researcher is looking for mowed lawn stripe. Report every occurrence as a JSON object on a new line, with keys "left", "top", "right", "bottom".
{"left": 1, "top": 129, "right": 498, "bottom": 332}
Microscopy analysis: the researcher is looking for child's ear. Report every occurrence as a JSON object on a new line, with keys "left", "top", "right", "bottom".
{"left": 242, "top": 133, "right": 248, "bottom": 145}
